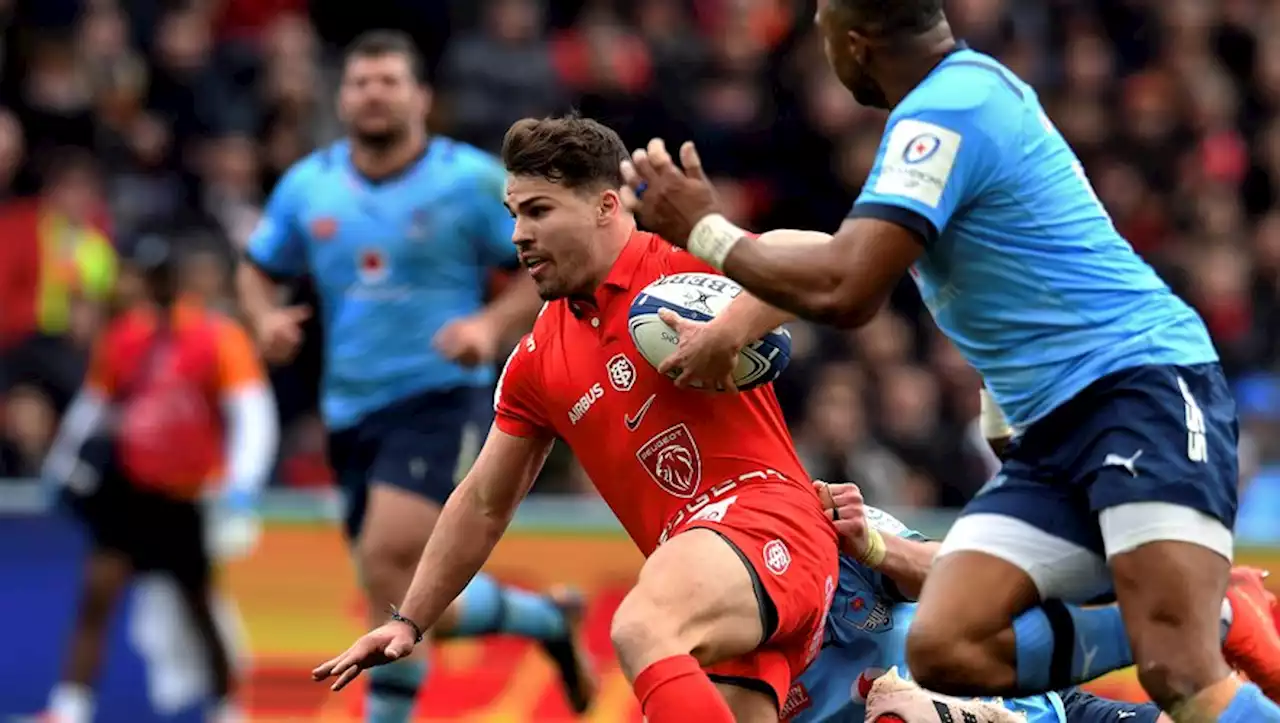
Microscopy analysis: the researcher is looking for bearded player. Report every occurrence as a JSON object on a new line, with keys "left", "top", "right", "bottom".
{"left": 238, "top": 31, "right": 593, "bottom": 721}
{"left": 619, "top": 0, "right": 1280, "bottom": 718}
{"left": 313, "top": 115, "right": 842, "bottom": 723}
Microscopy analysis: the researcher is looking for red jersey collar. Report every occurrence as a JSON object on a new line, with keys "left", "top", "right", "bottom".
{"left": 569, "top": 230, "right": 652, "bottom": 317}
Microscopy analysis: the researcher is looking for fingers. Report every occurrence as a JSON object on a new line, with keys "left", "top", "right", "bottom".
{"left": 311, "top": 656, "right": 340, "bottom": 680}
{"left": 646, "top": 137, "right": 674, "bottom": 174}
{"left": 718, "top": 373, "right": 738, "bottom": 394}
{"left": 631, "top": 148, "right": 658, "bottom": 186}
{"left": 331, "top": 664, "right": 362, "bottom": 691}
{"left": 657, "top": 307, "right": 685, "bottom": 330}
{"left": 680, "top": 141, "right": 706, "bottom": 182}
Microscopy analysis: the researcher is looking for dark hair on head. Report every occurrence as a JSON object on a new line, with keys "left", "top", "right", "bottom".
{"left": 832, "top": 0, "right": 945, "bottom": 38}
{"left": 501, "top": 113, "right": 628, "bottom": 191}
{"left": 344, "top": 30, "right": 425, "bottom": 83}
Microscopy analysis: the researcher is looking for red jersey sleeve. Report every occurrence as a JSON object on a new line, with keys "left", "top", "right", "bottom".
{"left": 493, "top": 334, "right": 553, "bottom": 438}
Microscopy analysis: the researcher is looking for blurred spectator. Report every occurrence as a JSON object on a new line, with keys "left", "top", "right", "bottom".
{"left": 0, "top": 0, "right": 1277, "bottom": 529}
{"left": 440, "top": 0, "right": 566, "bottom": 152}
{"left": 0, "top": 148, "right": 114, "bottom": 410}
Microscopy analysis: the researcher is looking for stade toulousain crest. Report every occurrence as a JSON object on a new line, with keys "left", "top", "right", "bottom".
{"left": 607, "top": 353, "right": 637, "bottom": 392}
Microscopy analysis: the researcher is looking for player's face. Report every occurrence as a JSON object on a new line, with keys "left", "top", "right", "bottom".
{"left": 339, "top": 54, "right": 428, "bottom": 149}
{"left": 506, "top": 175, "right": 618, "bottom": 300}
{"left": 817, "top": 2, "right": 890, "bottom": 109}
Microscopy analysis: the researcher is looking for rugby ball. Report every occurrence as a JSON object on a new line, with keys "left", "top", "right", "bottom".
{"left": 628, "top": 272, "right": 791, "bottom": 391}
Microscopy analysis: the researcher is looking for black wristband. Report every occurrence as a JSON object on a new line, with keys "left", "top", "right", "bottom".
{"left": 389, "top": 606, "right": 425, "bottom": 644}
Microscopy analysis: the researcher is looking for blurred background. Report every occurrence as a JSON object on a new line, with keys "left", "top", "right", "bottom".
{"left": 1, "top": 0, "right": 1280, "bottom": 720}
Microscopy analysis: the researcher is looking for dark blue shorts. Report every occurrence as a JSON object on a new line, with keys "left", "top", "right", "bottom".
{"left": 951, "top": 363, "right": 1238, "bottom": 597}
{"left": 1058, "top": 687, "right": 1161, "bottom": 723}
{"left": 327, "top": 386, "right": 489, "bottom": 540}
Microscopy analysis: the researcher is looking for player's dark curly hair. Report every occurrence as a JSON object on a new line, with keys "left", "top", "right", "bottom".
{"left": 501, "top": 114, "right": 628, "bottom": 191}
{"left": 344, "top": 30, "right": 425, "bottom": 83}
{"left": 831, "top": 0, "right": 945, "bottom": 38}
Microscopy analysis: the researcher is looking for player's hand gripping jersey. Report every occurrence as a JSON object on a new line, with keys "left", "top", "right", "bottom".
{"left": 495, "top": 231, "right": 839, "bottom": 704}
{"left": 784, "top": 508, "right": 1071, "bottom": 723}
{"left": 849, "top": 44, "right": 1218, "bottom": 429}
{"left": 246, "top": 138, "right": 518, "bottom": 429}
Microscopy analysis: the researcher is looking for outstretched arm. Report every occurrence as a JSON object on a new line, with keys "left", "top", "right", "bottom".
{"left": 397, "top": 427, "right": 553, "bottom": 630}
{"left": 715, "top": 218, "right": 923, "bottom": 328}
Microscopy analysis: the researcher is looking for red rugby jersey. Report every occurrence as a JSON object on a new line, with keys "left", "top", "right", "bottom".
{"left": 494, "top": 231, "right": 811, "bottom": 554}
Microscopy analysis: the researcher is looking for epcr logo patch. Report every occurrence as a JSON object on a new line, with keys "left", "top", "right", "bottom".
{"left": 902, "top": 133, "right": 942, "bottom": 164}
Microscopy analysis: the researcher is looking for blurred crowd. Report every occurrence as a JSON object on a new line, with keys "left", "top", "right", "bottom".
{"left": 3, "top": 0, "right": 1280, "bottom": 517}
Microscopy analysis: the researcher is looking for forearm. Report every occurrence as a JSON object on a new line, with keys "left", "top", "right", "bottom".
{"left": 980, "top": 387, "right": 1014, "bottom": 459}
{"left": 723, "top": 234, "right": 877, "bottom": 327}
{"left": 397, "top": 480, "right": 515, "bottom": 629}
{"left": 709, "top": 229, "right": 827, "bottom": 344}
{"left": 877, "top": 536, "right": 941, "bottom": 601}
{"left": 221, "top": 385, "right": 279, "bottom": 498}
{"left": 480, "top": 273, "right": 542, "bottom": 340}
{"left": 236, "top": 262, "right": 280, "bottom": 324}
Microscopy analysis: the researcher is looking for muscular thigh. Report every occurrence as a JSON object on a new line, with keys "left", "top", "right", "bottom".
{"left": 627, "top": 527, "right": 767, "bottom": 667}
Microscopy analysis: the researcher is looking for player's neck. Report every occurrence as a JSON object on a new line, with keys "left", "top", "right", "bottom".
{"left": 350, "top": 132, "right": 430, "bottom": 183}
{"left": 880, "top": 25, "right": 959, "bottom": 108}
{"left": 582, "top": 219, "right": 637, "bottom": 294}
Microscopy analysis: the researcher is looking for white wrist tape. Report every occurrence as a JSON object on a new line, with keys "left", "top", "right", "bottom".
{"left": 688, "top": 214, "right": 746, "bottom": 270}
{"left": 980, "top": 388, "right": 1013, "bottom": 440}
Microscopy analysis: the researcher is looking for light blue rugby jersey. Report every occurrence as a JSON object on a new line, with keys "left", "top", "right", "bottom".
{"left": 788, "top": 507, "right": 1065, "bottom": 723}
{"left": 246, "top": 138, "right": 518, "bottom": 430}
{"left": 849, "top": 45, "right": 1218, "bottom": 428}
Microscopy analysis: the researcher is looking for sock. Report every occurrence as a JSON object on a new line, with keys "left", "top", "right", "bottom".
{"left": 448, "top": 573, "right": 567, "bottom": 641}
{"left": 633, "top": 654, "right": 735, "bottom": 723}
{"left": 1217, "top": 681, "right": 1280, "bottom": 722}
{"left": 48, "top": 682, "right": 94, "bottom": 723}
{"left": 366, "top": 659, "right": 426, "bottom": 723}
{"left": 1013, "top": 601, "right": 1133, "bottom": 691}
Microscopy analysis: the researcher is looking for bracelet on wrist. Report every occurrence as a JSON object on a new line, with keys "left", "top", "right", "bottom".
{"left": 688, "top": 214, "right": 746, "bottom": 270}
{"left": 389, "top": 606, "right": 425, "bottom": 644}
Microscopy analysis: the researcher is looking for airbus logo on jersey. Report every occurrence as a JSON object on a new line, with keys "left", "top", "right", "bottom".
{"left": 569, "top": 383, "right": 604, "bottom": 425}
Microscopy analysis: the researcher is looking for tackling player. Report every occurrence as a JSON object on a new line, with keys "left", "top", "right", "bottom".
{"left": 313, "top": 115, "right": 840, "bottom": 723}
{"left": 618, "top": 0, "right": 1280, "bottom": 720}
{"left": 236, "top": 31, "right": 593, "bottom": 721}
{"left": 796, "top": 479, "right": 1280, "bottom": 723}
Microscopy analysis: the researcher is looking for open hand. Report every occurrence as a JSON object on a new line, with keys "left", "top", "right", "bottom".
{"left": 620, "top": 139, "right": 720, "bottom": 247}
{"left": 655, "top": 309, "right": 740, "bottom": 392}
{"left": 312, "top": 621, "right": 417, "bottom": 692}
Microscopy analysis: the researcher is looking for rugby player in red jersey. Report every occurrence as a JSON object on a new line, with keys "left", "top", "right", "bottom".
{"left": 313, "top": 115, "right": 839, "bottom": 722}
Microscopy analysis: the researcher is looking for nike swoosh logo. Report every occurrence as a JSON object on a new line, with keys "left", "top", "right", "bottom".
{"left": 624, "top": 394, "right": 657, "bottom": 431}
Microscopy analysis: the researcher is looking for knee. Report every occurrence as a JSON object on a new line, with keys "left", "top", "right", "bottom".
{"left": 1126, "top": 622, "right": 1223, "bottom": 707}
{"left": 906, "top": 618, "right": 1009, "bottom": 695}
{"left": 356, "top": 537, "right": 424, "bottom": 603}
{"left": 610, "top": 592, "right": 685, "bottom": 674}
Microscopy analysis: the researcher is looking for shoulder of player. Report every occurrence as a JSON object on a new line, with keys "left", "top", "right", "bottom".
{"left": 895, "top": 54, "right": 1024, "bottom": 134}
{"left": 430, "top": 136, "right": 504, "bottom": 182}
{"left": 275, "top": 142, "right": 346, "bottom": 190}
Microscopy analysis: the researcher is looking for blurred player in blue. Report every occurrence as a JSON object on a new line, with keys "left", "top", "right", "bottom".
{"left": 236, "top": 30, "right": 594, "bottom": 722}
{"left": 618, "top": 0, "right": 1280, "bottom": 719}
{"left": 793, "top": 478, "right": 1280, "bottom": 723}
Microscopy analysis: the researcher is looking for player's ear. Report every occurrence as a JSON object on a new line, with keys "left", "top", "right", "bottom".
{"left": 417, "top": 85, "right": 433, "bottom": 119}
{"left": 598, "top": 189, "right": 622, "bottom": 225}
